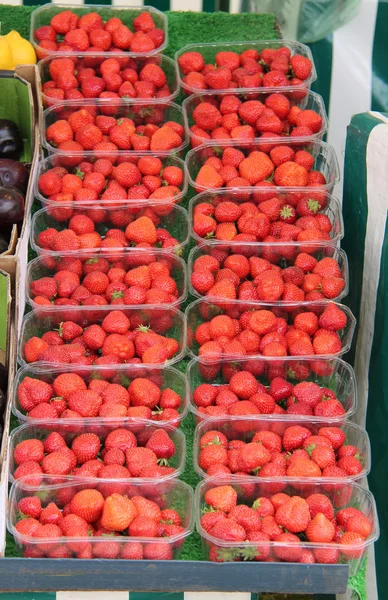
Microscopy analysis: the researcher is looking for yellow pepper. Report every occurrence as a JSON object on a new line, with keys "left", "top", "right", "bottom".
{"left": 0, "top": 31, "right": 36, "bottom": 70}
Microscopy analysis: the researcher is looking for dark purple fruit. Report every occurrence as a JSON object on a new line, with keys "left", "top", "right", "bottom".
{"left": 0, "top": 186, "right": 24, "bottom": 227}
{"left": 0, "top": 120, "right": 23, "bottom": 160}
{"left": 0, "top": 159, "right": 28, "bottom": 192}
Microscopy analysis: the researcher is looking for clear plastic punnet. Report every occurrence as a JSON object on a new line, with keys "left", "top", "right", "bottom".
{"left": 195, "top": 476, "right": 379, "bottom": 576}
{"left": 188, "top": 243, "right": 348, "bottom": 304}
{"left": 35, "top": 153, "right": 188, "bottom": 207}
{"left": 9, "top": 477, "right": 194, "bottom": 559}
{"left": 18, "top": 304, "right": 186, "bottom": 368}
{"left": 26, "top": 250, "right": 188, "bottom": 310}
{"left": 188, "top": 189, "right": 344, "bottom": 245}
{"left": 175, "top": 40, "right": 317, "bottom": 96}
{"left": 39, "top": 54, "right": 179, "bottom": 107}
{"left": 185, "top": 298, "right": 356, "bottom": 359}
{"left": 42, "top": 100, "right": 188, "bottom": 157}
{"left": 12, "top": 363, "right": 189, "bottom": 427}
{"left": 31, "top": 4, "right": 168, "bottom": 58}
{"left": 187, "top": 356, "right": 357, "bottom": 424}
{"left": 193, "top": 418, "right": 370, "bottom": 482}
{"left": 9, "top": 420, "right": 186, "bottom": 484}
{"left": 185, "top": 140, "right": 340, "bottom": 196}
{"left": 183, "top": 90, "right": 328, "bottom": 147}
{"left": 30, "top": 202, "right": 190, "bottom": 256}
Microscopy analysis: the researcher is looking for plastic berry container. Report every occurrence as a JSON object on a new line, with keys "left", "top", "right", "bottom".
{"left": 188, "top": 189, "right": 344, "bottom": 246}
{"left": 26, "top": 250, "right": 188, "bottom": 310}
{"left": 8, "top": 477, "right": 194, "bottom": 559}
{"left": 182, "top": 90, "right": 328, "bottom": 147}
{"left": 31, "top": 4, "right": 168, "bottom": 58}
{"left": 30, "top": 202, "right": 190, "bottom": 257}
{"left": 193, "top": 418, "right": 370, "bottom": 482}
{"left": 12, "top": 363, "right": 189, "bottom": 427}
{"left": 175, "top": 40, "right": 317, "bottom": 96}
{"left": 9, "top": 419, "right": 186, "bottom": 484}
{"left": 39, "top": 53, "right": 179, "bottom": 108}
{"left": 188, "top": 243, "right": 348, "bottom": 304}
{"left": 194, "top": 476, "right": 378, "bottom": 576}
{"left": 42, "top": 100, "right": 188, "bottom": 157}
{"left": 185, "top": 298, "right": 356, "bottom": 360}
{"left": 186, "top": 356, "right": 357, "bottom": 424}
{"left": 185, "top": 140, "right": 340, "bottom": 196}
{"left": 35, "top": 153, "right": 188, "bottom": 207}
{"left": 18, "top": 304, "right": 187, "bottom": 368}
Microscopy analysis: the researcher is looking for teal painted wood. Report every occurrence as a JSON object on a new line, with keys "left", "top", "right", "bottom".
{"left": 372, "top": 0, "right": 388, "bottom": 111}
{"left": 130, "top": 595, "right": 183, "bottom": 600}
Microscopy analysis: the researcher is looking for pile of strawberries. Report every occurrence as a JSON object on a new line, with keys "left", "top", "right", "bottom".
{"left": 201, "top": 484, "right": 372, "bottom": 563}
{"left": 192, "top": 193, "right": 333, "bottom": 244}
{"left": 35, "top": 210, "right": 181, "bottom": 253}
{"left": 35, "top": 10, "right": 165, "bottom": 56}
{"left": 193, "top": 145, "right": 327, "bottom": 192}
{"left": 178, "top": 46, "right": 313, "bottom": 92}
{"left": 38, "top": 156, "right": 185, "bottom": 204}
{"left": 191, "top": 251, "right": 345, "bottom": 302}
{"left": 30, "top": 253, "right": 183, "bottom": 308}
{"left": 17, "top": 372, "right": 182, "bottom": 423}
{"left": 197, "top": 425, "right": 363, "bottom": 479}
{"left": 193, "top": 373, "right": 346, "bottom": 419}
{"left": 22, "top": 309, "right": 181, "bottom": 366}
{"left": 188, "top": 94, "right": 322, "bottom": 146}
{"left": 43, "top": 55, "right": 174, "bottom": 106}
{"left": 45, "top": 105, "right": 185, "bottom": 155}
{"left": 15, "top": 487, "right": 186, "bottom": 559}
{"left": 192, "top": 302, "right": 348, "bottom": 359}
{"left": 13, "top": 427, "right": 179, "bottom": 485}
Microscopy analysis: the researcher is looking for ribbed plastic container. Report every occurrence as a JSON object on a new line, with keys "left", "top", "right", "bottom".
{"left": 18, "top": 305, "right": 186, "bottom": 368}
{"left": 12, "top": 363, "right": 189, "bottom": 426}
{"left": 39, "top": 54, "right": 179, "bottom": 107}
{"left": 195, "top": 477, "right": 379, "bottom": 576}
{"left": 35, "top": 153, "right": 188, "bottom": 207}
{"left": 183, "top": 90, "right": 328, "bottom": 146}
{"left": 187, "top": 356, "right": 357, "bottom": 424}
{"left": 193, "top": 418, "right": 370, "bottom": 482}
{"left": 175, "top": 40, "right": 317, "bottom": 95}
{"left": 186, "top": 140, "right": 340, "bottom": 195}
{"left": 31, "top": 3, "right": 168, "bottom": 57}
{"left": 185, "top": 298, "right": 356, "bottom": 359}
{"left": 189, "top": 189, "right": 344, "bottom": 245}
{"left": 42, "top": 100, "right": 188, "bottom": 157}
{"left": 26, "top": 250, "right": 188, "bottom": 310}
{"left": 9, "top": 420, "right": 186, "bottom": 484}
{"left": 9, "top": 477, "right": 194, "bottom": 559}
{"left": 188, "top": 243, "right": 348, "bottom": 304}
{"left": 30, "top": 202, "right": 190, "bottom": 256}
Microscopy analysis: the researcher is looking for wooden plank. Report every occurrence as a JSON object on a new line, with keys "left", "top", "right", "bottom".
{"left": 0, "top": 559, "right": 349, "bottom": 594}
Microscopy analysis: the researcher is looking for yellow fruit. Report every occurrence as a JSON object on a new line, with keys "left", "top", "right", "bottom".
{"left": 0, "top": 31, "right": 36, "bottom": 70}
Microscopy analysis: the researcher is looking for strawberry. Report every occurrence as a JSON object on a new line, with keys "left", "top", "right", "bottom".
{"left": 290, "top": 55, "right": 312, "bottom": 80}
{"left": 145, "top": 429, "right": 175, "bottom": 459}
{"left": 71, "top": 433, "right": 101, "bottom": 464}
{"left": 69, "top": 489, "right": 104, "bottom": 523}
{"left": 143, "top": 543, "right": 172, "bottom": 561}
{"left": 205, "top": 485, "right": 237, "bottom": 513}
{"left": 275, "top": 497, "right": 310, "bottom": 533}
{"left": 14, "top": 439, "right": 44, "bottom": 466}
{"left": 101, "top": 493, "right": 138, "bottom": 531}
{"left": 306, "top": 494, "right": 334, "bottom": 520}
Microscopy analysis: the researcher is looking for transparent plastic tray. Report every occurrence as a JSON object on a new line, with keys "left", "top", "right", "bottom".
{"left": 175, "top": 40, "right": 317, "bottom": 96}
{"left": 42, "top": 100, "right": 188, "bottom": 157}
{"left": 35, "top": 153, "right": 188, "bottom": 206}
{"left": 193, "top": 418, "right": 370, "bottom": 482}
{"left": 185, "top": 140, "right": 340, "bottom": 196}
{"left": 9, "top": 477, "right": 194, "bottom": 559}
{"left": 30, "top": 202, "right": 189, "bottom": 256}
{"left": 26, "top": 250, "right": 188, "bottom": 310}
{"left": 12, "top": 363, "right": 189, "bottom": 426}
{"left": 195, "top": 476, "right": 379, "bottom": 576}
{"left": 39, "top": 53, "right": 179, "bottom": 107}
{"left": 9, "top": 419, "right": 186, "bottom": 484}
{"left": 183, "top": 90, "right": 328, "bottom": 146}
{"left": 188, "top": 243, "right": 348, "bottom": 304}
{"left": 19, "top": 304, "right": 186, "bottom": 368}
{"left": 185, "top": 298, "right": 356, "bottom": 359}
{"left": 188, "top": 189, "right": 344, "bottom": 245}
{"left": 187, "top": 356, "right": 357, "bottom": 424}
{"left": 31, "top": 3, "right": 168, "bottom": 58}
